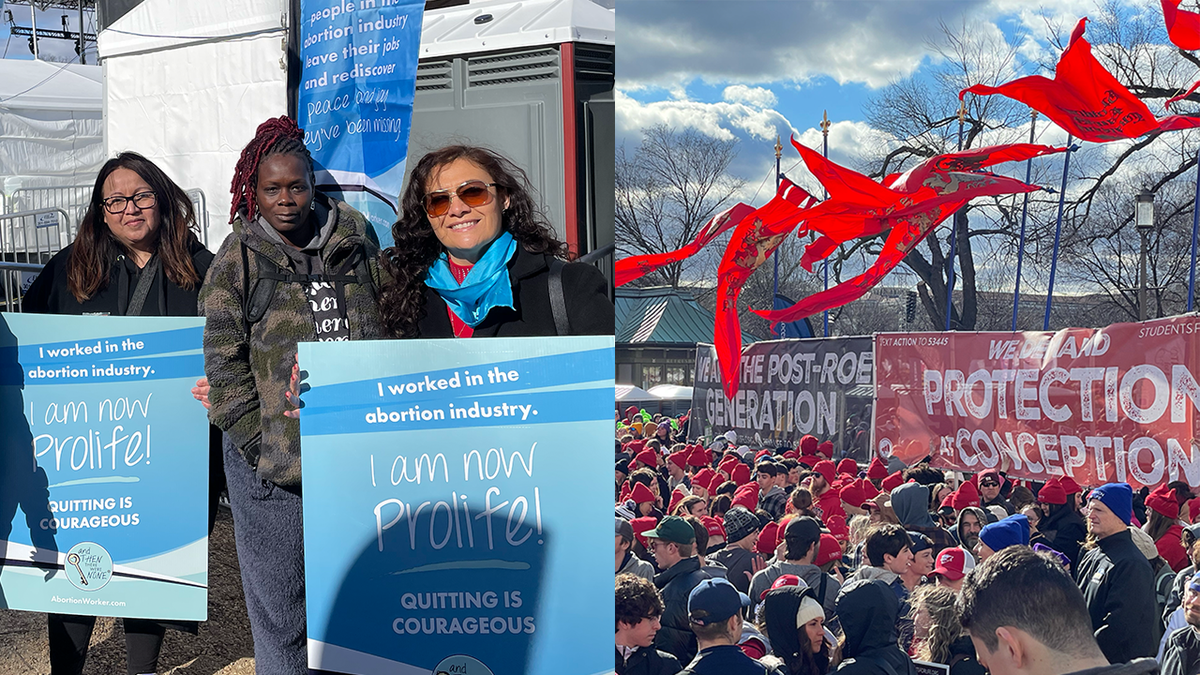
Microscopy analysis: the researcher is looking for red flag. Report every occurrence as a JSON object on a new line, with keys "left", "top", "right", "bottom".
{"left": 714, "top": 179, "right": 815, "bottom": 397}
{"left": 1163, "top": 0, "right": 1200, "bottom": 50}
{"left": 962, "top": 18, "right": 1200, "bottom": 142}
{"left": 615, "top": 203, "right": 757, "bottom": 287}
{"left": 754, "top": 139, "right": 1057, "bottom": 325}
{"left": 789, "top": 138, "right": 1059, "bottom": 272}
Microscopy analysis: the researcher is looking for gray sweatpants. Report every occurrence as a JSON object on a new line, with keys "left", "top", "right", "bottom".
{"left": 223, "top": 436, "right": 308, "bottom": 674}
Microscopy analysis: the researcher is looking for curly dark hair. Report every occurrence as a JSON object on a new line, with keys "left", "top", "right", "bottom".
{"left": 379, "top": 145, "right": 568, "bottom": 337}
{"left": 616, "top": 573, "right": 664, "bottom": 631}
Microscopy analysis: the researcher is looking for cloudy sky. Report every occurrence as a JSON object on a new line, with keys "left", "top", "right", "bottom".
{"left": 617, "top": 0, "right": 1198, "bottom": 299}
{"left": 617, "top": 0, "right": 1163, "bottom": 199}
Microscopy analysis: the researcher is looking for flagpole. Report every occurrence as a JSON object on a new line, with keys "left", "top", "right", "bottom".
{"left": 1190, "top": 145, "right": 1200, "bottom": 311}
{"left": 1011, "top": 110, "right": 1038, "bottom": 330}
{"left": 773, "top": 135, "right": 782, "bottom": 301}
{"left": 944, "top": 101, "right": 966, "bottom": 331}
{"left": 821, "top": 111, "right": 831, "bottom": 337}
{"left": 1044, "top": 134, "right": 1075, "bottom": 331}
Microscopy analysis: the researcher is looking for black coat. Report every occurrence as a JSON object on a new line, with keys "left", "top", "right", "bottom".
{"left": 417, "top": 245, "right": 613, "bottom": 337}
{"left": 653, "top": 556, "right": 710, "bottom": 665}
{"left": 23, "top": 240, "right": 214, "bottom": 316}
{"left": 1040, "top": 504, "right": 1087, "bottom": 568}
{"left": 1077, "top": 529, "right": 1158, "bottom": 664}
{"left": 616, "top": 645, "right": 681, "bottom": 675}
{"left": 836, "top": 579, "right": 916, "bottom": 675}
{"left": 1162, "top": 625, "right": 1200, "bottom": 675}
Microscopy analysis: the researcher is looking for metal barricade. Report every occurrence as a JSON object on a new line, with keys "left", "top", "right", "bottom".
{"left": 186, "top": 188, "right": 209, "bottom": 246}
{"left": 1, "top": 260, "right": 44, "bottom": 312}
{"left": 8, "top": 185, "right": 91, "bottom": 224}
{"left": 1, "top": 208, "right": 73, "bottom": 260}
{"left": 0, "top": 190, "right": 6, "bottom": 215}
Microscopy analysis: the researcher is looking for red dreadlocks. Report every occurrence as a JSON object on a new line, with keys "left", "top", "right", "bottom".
{"left": 229, "top": 116, "right": 312, "bottom": 222}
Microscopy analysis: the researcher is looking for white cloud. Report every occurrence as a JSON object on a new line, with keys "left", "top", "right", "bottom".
{"left": 722, "top": 85, "right": 777, "bottom": 109}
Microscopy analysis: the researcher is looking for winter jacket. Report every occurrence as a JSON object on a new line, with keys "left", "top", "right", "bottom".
{"left": 1077, "top": 529, "right": 1158, "bottom": 664}
{"left": 953, "top": 507, "right": 987, "bottom": 552}
{"left": 1158, "top": 524, "right": 1189, "bottom": 573}
{"left": 944, "top": 635, "right": 986, "bottom": 675}
{"left": 748, "top": 561, "right": 841, "bottom": 633}
{"left": 619, "top": 551, "right": 656, "bottom": 582}
{"left": 981, "top": 493, "right": 1015, "bottom": 517}
{"left": 680, "top": 644, "right": 785, "bottom": 675}
{"left": 416, "top": 245, "right": 613, "bottom": 337}
{"left": 23, "top": 239, "right": 213, "bottom": 316}
{"left": 889, "top": 484, "right": 955, "bottom": 555}
{"left": 653, "top": 556, "right": 710, "bottom": 664}
{"left": 710, "top": 545, "right": 762, "bottom": 594}
{"left": 616, "top": 645, "right": 681, "bottom": 675}
{"left": 1162, "top": 624, "right": 1200, "bottom": 675}
{"left": 834, "top": 578, "right": 916, "bottom": 675}
{"left": 1165, "top": 565, "right": 1196, "bottom": 625}
{"left": 759, "top": 486, "right": 788, "bottom": 521}
{"left": 201, "top": 196, "right": 384, "bottom": 487}
{"left": 1040, "top": 502, "right": 1087, "bottom": 568}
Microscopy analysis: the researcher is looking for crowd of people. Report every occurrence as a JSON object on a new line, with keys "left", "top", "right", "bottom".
{"left": 615, "top": 410, "right": 1200, "bottom": 675}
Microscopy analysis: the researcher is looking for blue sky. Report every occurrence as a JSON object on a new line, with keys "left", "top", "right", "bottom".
{"left": 615, "top": 1, "right": 1175, "bottom": 188}
{"left": 1, "top": 2, "right": 98, "bottom": 63}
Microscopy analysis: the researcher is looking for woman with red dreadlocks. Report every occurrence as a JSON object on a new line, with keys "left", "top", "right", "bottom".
{"left": 199, "top": 116, "right": 384, "bottom": 673}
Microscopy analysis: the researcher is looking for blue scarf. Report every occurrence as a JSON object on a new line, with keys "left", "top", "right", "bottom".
{"left": 424, "top": 231, "right": 518, "bottom": 327}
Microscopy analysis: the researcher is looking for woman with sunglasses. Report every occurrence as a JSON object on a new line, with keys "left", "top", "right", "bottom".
{"left": 22, "top": 151, "right": 218, "bottom": 675}
{"left": 379, "top": 145, "right": 612, "bottom": 338}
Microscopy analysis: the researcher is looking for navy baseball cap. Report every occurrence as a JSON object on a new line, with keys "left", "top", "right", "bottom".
{"left": 688, "top": 578, "right": 751, "bottom": 625}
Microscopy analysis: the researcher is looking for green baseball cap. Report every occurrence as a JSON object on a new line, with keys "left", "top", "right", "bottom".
{"left": 644, "top": 516, "right": 695, "bottom": 545}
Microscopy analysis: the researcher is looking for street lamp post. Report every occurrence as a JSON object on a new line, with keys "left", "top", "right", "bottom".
{"left": 1136, "top": 191, "right": 1155, "bottom": 322}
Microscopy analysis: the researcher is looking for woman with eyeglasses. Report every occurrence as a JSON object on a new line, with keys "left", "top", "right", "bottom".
{"left": 22, "top": 151, "right": 218, "bottom": 675}
{"left": 378, "top": 145, "right": 612, "bottom": 339}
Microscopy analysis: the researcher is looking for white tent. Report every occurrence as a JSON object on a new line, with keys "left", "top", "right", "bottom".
{"left": 99, "top": 0, "right": 290, "bottom": 248}
{"left": 0, "top": 59, "right": 104, "bottom": 198}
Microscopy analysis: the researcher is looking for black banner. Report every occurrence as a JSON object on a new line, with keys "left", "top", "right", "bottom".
{"left": 690, "top": 338, "right": 874, "bottom": 462}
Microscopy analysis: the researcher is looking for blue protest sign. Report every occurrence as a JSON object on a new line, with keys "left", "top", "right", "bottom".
{"left": 0, "top": 313, "right": 208, "bottom": 620}
{"left": 299, "top": 0, "right": 424, "bottom": 247}
{"left": 300, "top": 336, "right": 614, "bottom": 675}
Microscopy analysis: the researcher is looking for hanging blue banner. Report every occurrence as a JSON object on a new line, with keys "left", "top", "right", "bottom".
{"left": 298, "top": 0, "right": 425, "bottom": 247}
{"left": 299, "top": 336, "right": 614, "bottom": 675}
{"left": 0, "top": 313, "right": 208, "bottom": 620}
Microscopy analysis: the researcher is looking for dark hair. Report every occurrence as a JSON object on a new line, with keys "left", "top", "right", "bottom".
{"left": 616, "top": 573, "right": 664, "bottom": 631}
{"left": 902, "top": 463, "right": 945, "bottom": 487}
{"left": 691, "top": 615, "right": 739, "bottom": 642}
{"left": 716, "top": 481, "right": 738, "bottom": 497}
{"left": 711, "top": 494, "right": 732, "bottom": 519}
{"left": 229, "top": 116, "right": 314, "bottom": 223}
{"left": 684, "top": 515, "right": 709, "bottom": 556}
{"left": 958, "top": 546, "right": 1101, "bottom": 657}
{"left": 676, "top": 495, "right": 704, "bottom": 518}
{"left": 784, "top": 516, "right": 822, "bottom": 561}
{"left": 379, "top": 145, "right": 568, "bottom": 337}
{"left": 1146, "top": 510, "right": 1175, "bottom": 543}
{"left": 779, "top": 458, "right": 798, "bottom": 472}
{"left": 755, "top": 462, "right": 779, "bottom": 478}
{"left": 791, "top": 487, "right": 814, "bottom": 512}
{"left": 68, "top": 152, "right": 200, "bottom": 302}
{"left": 864, "top": 524, "right": 912, "bottom": 567}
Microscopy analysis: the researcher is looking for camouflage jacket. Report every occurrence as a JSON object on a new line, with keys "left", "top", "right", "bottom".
{"left": 200, "top": 197, "right": 384, "bottom": 486}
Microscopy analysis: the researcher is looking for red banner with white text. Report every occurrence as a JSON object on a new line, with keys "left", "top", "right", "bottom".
{"left": 874, "top": 317, "right": 1200, "bottom": 490}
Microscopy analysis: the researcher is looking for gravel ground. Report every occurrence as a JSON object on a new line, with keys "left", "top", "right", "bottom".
{"left": 0, "top": 508, "right": 256, "bottom": 675}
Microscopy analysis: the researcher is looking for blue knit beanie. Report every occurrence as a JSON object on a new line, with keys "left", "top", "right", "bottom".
{"left": 979, "top": 514, "right": 1030, "bottom": 552}
{"left": 1087, "top": 483, "right": 1133, "bottom": 525}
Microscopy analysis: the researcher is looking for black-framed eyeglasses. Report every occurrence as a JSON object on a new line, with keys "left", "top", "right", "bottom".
{"left": 102, "top": 191, "right": 157, "bottom": 215}
{"left": 980, "top": 481, "right": 999, "bottom": 488}
{"left": 423, "top": 180, "right": 499, "bottom": 217}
